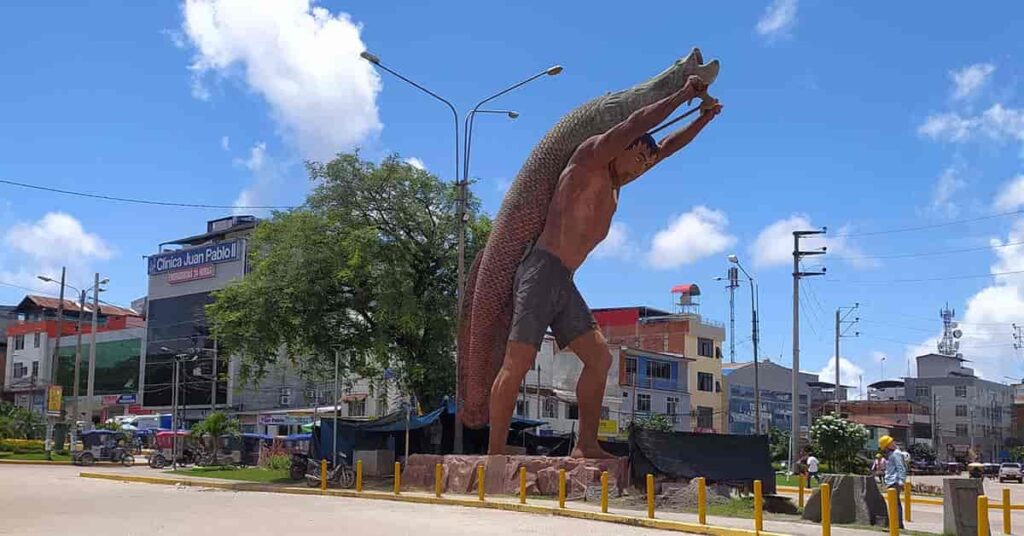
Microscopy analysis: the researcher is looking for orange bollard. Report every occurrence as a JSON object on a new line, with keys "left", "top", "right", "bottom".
{"left": 647, "top": 474, "right": 655, "bottom": 519}
{"left": 355, "top": 459, "right": 363, "bottom": 492}
{"left": 1003, "top": 488, "right": 1011, "bottom": 535}
{"left": 435, "top": 463, "right": 443, "bottom": 497}
{"left": 394, "top": 461, "right": 401, "bottom": 495}
{"left": 519, "top": 467, "right": 527, "bottom": 504}
{"left": 558, "top": 469, "right": 567, "bottom": 509}
{"left": 477, "top": 465, "right": 485, "bottom": 502}
{"left": 320, "top": 459, "right": 327, "bottom": 492}
{"left": 754, "top": 479, "right": 763, "bottom": 533}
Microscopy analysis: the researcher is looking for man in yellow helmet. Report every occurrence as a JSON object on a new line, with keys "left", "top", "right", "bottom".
{"left": 880, "top": 435, "right": 906, "bottom": 528}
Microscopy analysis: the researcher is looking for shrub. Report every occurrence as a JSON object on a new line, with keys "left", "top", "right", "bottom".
{"left": 0, "top": 438, "right": 45, "bottom": 453}
{"left": 265, "top": 454, "right": 291, "bottom": 471}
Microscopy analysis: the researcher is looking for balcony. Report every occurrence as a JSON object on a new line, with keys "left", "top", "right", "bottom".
{"left": 621, "top": 376, "right": 679, "bottom": 392}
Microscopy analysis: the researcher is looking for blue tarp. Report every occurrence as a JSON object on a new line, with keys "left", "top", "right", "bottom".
{"left": 284, "top": 433, "right": 311, "bottom": 441}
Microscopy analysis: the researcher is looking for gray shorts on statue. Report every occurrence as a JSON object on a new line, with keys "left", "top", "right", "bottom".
{"left": 508, "top": 246, "right": 597, "bottom": 349}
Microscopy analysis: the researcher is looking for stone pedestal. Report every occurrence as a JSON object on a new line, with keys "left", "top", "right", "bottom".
{"left": 944, "top": 478, "right": 987, "bottom": 536}
{"left": 402, "top": 454, "right": 628, "bottom": 497}
{"left": 802, "top": 474, "right": 888, "bottom": 526}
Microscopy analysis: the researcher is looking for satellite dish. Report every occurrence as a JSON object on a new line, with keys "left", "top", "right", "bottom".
{"left": 953, "top": 329, "right": 963, "bottom": 339}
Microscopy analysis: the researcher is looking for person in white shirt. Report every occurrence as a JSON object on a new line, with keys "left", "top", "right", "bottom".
{"left": 807, "top": 454, "right": 821, "bottom": 484}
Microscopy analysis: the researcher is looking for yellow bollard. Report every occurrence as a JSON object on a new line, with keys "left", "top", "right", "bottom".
{"left": 887, "top": 488, "right": 899, "bottom": 536}
{"left": 558, "top": 469, "right": 567, "bottom": 509}
{"left": 320, "top": 459, "right": 328, "bottom": 492}
{"left": 1004, "top": 488, "right": 1011, "bottom": 535}
{"left": 697, "top": 477, "right": 707, "bottom": 525}
{"left": 519, "top": 467, "right": 527, "bottom": 505}
{"left": 394, "top": 461, "right": 401, "bottom": 495}
{"left": 600, "top": 471, "right": 609, "bottom": 513}
{"left": 477, "top": 465, "right": 486, "bottom": 502}
{"left": 821, "top": 483, "right": 831, "bottom": 536}
{"left": 979, "top": 495, "right": 989, "bottom": 536}
{"left": 647, "top": 474, "right": 655, "bottom": 519}
{"left": 798, "top": 473, "right": 805, "bottom": 508}
{"left": 754, "top": 479, "right": 763, "bottom": 533}
{"left": 904, "top": 481, "right": 912, "bottom": 523}
{"left": 356, "top": 459, "right": 363, "bottom": 492}
{"left": 435, "top": 463, "right": 443, "bottom": 498}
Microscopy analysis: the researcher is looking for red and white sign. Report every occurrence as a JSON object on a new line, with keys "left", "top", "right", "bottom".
{"left": 167, "top": 264, "right": 216, "bottom": 284}
{"left": 101, "top": 395, "right": 119, "bottom": 406}
{"left": 128, "top": 404, "right": 153, "bottom": 415}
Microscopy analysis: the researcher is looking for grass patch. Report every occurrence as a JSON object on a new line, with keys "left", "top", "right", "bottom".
{"left": 165, "top": 466, "right": 294, "bottom": 484}
{"left": 0, "top": 451, "right": 71, "bottom": 461}
{"left": 775, "top": 474, "right": 819, "bottom": 488}
{"left": 706, "top": 496, "right": 756, "bottom": 519}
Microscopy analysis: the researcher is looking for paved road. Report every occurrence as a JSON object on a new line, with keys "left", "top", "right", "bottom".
{"left": 0, "top": 465, "right": 676, "bottom": 536}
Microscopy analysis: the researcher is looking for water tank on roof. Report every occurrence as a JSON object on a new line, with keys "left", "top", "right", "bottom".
{"left": 671, "top": 284, "right": 701, "bottom": 315}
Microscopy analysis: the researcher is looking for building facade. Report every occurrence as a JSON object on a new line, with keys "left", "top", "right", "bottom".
{"left": 592, "top": 284, "right": 726, "bottom": 433}
{"left": 722, "top": 359, "right": 816, "bottom": 436}
{"left": 904, "top": 353, "right": 1013, "bottom": 462}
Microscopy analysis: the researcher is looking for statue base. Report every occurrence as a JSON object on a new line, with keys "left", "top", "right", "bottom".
{"left": 402, "top": 454, "right": 628, "bottom": 497}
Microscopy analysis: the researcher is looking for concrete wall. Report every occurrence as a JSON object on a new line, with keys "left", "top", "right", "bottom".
{"left": 905, "top": 376, "right": 1012, "bottom": 461}
{"left": 724, "top": 360, "right": 815, "bottom": 434}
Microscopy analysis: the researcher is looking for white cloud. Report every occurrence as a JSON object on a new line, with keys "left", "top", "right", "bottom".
{"left": 1, "top": 213, "right": 114, "bottom": 291}
{"left": 220, "top": 135, "right": 230, "bottom": 151}
{"left": 995, "top": 175, "right": 1024, "bottom": 212}
{"left": 951, "top": 63, "right": 995, "bottom": 100}
{"left": 817, "top": 357, "right": 864, "bottom": 389}
{"left": 181, "top": 0, "right": 382, "bottom": 160}
{"left": 646, "top": 206, "right": 735, "bottom": 269}
{"left": 231, "top": 142, "right": 288, "bottom": 215}
{"left": 592, "top": 222, "right": 634, "bottom": 260}
{"left": 749, "top": 215, "right": 877, "bottom": 269}
{"left": 404, "top": 157, "right": 426, "bottom": 171}
{"left": 929, "top": 166, "right": 966, "bottom": 216}
{"left": 233, "top": 141, "right": 266, "bottom": 171}
{"left": 918, "top": 103, "right": 1024, "bottom": 147}
{"left": 755, "top": 0, "right": 798, "bottom": 41}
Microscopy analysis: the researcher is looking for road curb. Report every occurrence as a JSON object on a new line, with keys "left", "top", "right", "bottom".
{"left": 0, "top": 459, "right": 72, "bottom": 465}
{"left": 79, "top": 472, "right": 784, "bottom": 536}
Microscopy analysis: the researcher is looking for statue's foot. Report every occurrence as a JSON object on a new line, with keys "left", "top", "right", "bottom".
{"left": 570, "top": 444, "right": 616, "bottom": 459}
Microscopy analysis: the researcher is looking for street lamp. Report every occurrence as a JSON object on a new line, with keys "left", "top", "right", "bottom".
{"left": 728, "top": 254, "right": 762, "bottom": 435}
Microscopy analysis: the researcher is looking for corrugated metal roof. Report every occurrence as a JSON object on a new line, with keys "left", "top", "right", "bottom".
{"left": 18, "top": 295, "right": 139, "bottom": 317}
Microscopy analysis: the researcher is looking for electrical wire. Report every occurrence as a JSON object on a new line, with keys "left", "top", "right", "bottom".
{"left": 831, "top": 240, "right": 1024, "bottom": 261}
{"left": 834, "top": 208, "right": 1024, "bottom": 238}
{"left": 0, "top": 178, "right": 300, "bottom": 210}
{"left": 826, "top": 268, "right": 1024, "bottom": 284}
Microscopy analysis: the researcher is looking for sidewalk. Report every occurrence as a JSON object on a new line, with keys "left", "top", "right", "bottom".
{"left": 79, "top": 466, "right": 919, "bottom": 536}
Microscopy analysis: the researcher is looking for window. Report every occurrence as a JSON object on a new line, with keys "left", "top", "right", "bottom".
{"left": 697, "top": 338, "right": 714, "bottom": 358}
{"left": 666, "top": 396, "right": 680, "bottom": 416}
{"left": 600, "top": 406, "right": 610, "bottom": 420}
{"left": 566, "top": 403, "right": 579, "bottom": 420}
{"left": 33, "top": 332, "right": 40, "bottom": 348}
{"left": 515, "top": 400, "right": 530, "bottom": 417}
{"left": 956, "top": 424, "right": 969, "bottom": 437}
{"left": 956, "top": 405, "right": 967, "bottom": 417}
{"left": 31, "top": 361, "right": 39, "bottom": 378}
{"left": 646, "top": 360, "right": 670, "bottom": 380}
{"left": 543, "top": 398, "right": 558, "bottom": 419}
{"left": 624, "top": 357, "right": 637, "bottom": 383}
{"left": 13, "top": 362, "right": 26, "bottom": 378}
{"left": 347, "top": 399, "right": 366, "bottom": 417}
{"left": 14, "top": 335, "right": 24, "bottom": 351}
{"left": 697, "top": 406, "right": 714, "bottom": 429}
{"left": 698, "top": 372, "right": 714, "bottom": 392}
{"left": 278, "top": 387, "right": 292, "bottom": 406}
{"left": 915, "top": 386, "right": 930, "bottom": 398}
{"left": 955, "top": 385, "right": 967, "bottom": 398}
{"left": 637, "top": 394, "right": 651, "bottom": 412}
{"left": 377, "top": 393, "right": 388, "bottom": 416}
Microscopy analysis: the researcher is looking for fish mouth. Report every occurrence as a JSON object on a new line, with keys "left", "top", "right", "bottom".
{"left": 684, "top": 47, "right": 719, "bottom": 87}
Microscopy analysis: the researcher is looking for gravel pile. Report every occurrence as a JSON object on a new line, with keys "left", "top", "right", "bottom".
{"left": 657, "top": 479, "right": 731, "bottom": 509}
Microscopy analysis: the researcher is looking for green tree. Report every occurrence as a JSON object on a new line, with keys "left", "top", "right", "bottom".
{"left": 768, "top": 426, "right": 790, "bottom": 463}
{"left": 190, "top": 411, "right": 241, "bottom": 466}
{"left": 908, "top": 442, "right": 936, "bottom": 464}
{"left": 206, "top": 153, "right": 489, "bottom": 408}
{"left": 0, "top": 402, "right": 44, "bottom": 439}
{"left": 630, "top": 413, "right": 674, "bottom": 432}
{"left": 809, "top": 413, "right": 869, "bottom": 474}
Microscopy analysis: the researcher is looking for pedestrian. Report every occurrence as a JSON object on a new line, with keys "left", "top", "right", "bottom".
{"left": 880, "top": 435, "right": 907, "bottom": 529}
{"left": 806, "top": 452, "right": 821, "bottom": 485}
{"left": 871, "top": 453, "right": 887, "bottom": 485}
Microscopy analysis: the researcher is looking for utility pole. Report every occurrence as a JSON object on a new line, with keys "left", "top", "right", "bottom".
{"left": 727, "top": 267, "right": 738, "bottom": 364}
{"left": 833, "top": 304, "right": 860, "bottom": 413}
{"left": 44, "top": 267, "right": 66, "bottom": 460}
{"left": 70, "top": 289, "right": 86, "bottom": 453}
{"left": 86, "top": 273, "right": 100, "bottom": 425}
{"left": 791, "top": 229, "right": 826, "bottom": 472}
{"left": 1013, "top": 323, "right": 1024, "bottom": 355}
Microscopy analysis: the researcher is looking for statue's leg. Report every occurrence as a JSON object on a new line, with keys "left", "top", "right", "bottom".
{"left": 565, "top": 329, "right": 613, "bottom": 458}
{"left": 488, "top": 340, "right": 537, "bottom": 455}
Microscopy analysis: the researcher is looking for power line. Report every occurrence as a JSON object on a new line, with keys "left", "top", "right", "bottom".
{"left": 826, "top": 268, "right": 1024, "bottom": 284}
{"left": 0, "top": 178, "right": 299, "bottom": 210}
{"left": 831, "top": 239, "right": 1024, "bottom": 261}
{"left": 835, "top": 208, "right": 1024, "bottom": 238}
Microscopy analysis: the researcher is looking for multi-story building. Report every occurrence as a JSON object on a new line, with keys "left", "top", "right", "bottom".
{"left": 592, "top": 284, "right": 726, "bottom": 433}
{"left": 722, "top": 359, "right": 816, "bottom": 436}
{"left": 838, "top": 396, "right": 931, "bottom": 449}
{"left": 3, "top": 295, "right": 141, "bottom": 419}
{"left": 904, "top": 352, "right": 1013, "bottom": 462}
{"left": 0, "top": 305, "right": 18, "bottom": 399}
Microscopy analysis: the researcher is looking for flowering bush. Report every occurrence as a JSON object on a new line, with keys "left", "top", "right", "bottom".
{"left": 809, "top": 413, "right": 869, "bottom": 474}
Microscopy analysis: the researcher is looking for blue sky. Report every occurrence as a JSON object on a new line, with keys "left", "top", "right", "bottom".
{"left": 2, "top": 0, "right": 1024, "bottom": 390}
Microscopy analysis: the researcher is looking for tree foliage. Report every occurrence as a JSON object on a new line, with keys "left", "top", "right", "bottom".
{"left": 767, "top": 426, "right": 790, "bottom": 463}
{"left": 630, "top": 413, "right": 674, "bottom": 432}
{"left": 207, "top": 153, "right": 490, "bottom": 408}
{"left": 0, "top": 402, "right": 44, "bottom": 439}
{"left": 908, "top": 442, "right": 936, "bottom": 464}
{"left": 809, "top": 413, "right": 869, "bottom": 474}
{"left": 190, "top": 411, "right": 241, "bottom": 466}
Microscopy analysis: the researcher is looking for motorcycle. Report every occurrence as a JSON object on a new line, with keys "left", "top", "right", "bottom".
{"left": 304, "top": 454, "right": 355, "bottom": 489}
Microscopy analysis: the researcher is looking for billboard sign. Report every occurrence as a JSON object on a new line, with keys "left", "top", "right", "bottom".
{"left": 257, "top": 414, "right": 314, "bottom": 426}
{"left": 148, "top": 240, "right": 241, "bottom": 275}
{"left": 47, "top": 386, "right": 62, "bottom": 415}
{"left": 167, "top": 264, "right": 216, "bottom": 284}
{"left": 117, "top": 393, "right": 137, "bottom": 405}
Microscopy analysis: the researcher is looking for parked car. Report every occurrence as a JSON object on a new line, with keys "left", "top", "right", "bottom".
{"left": 999, "top": 463, "right": 1023, "bottom": 483}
